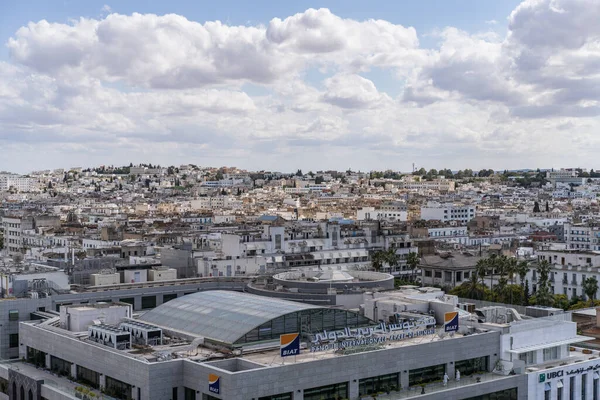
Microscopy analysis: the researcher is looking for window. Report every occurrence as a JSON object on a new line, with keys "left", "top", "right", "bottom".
{"left": 455, "top": 356, "right": 488, "bottom": 376}
{"left": 9, "top": 334, "right": 18, "bottom": 348}
{"left": 258, "top": 394, "right": 293, "bottom": 400}
{"left": 594, "top": 377, "right": 598, "bottom": 400}
{"left": 543, "top": 346, "right": 559, "bottom": 361}
{"left": 424, "top": 270, "right": 432, "bottom": 277}
{"left": 571, "top": 376, "right": 576, "bottom": 400}
{"left": 519, "top": 351, "right": 534, "bottom": 364}
{"left": 105, "top": 376, "right": 132, "bottom": 400}
{"left": 163, "top": 293, "right": 178, "bottom": 303}
{"left": 444, "top": 271, "right": 452, "bottom": 282}
{"left": 119, "top": 298, "right": 134, "bottom": 306}
{"left": 304, "top": 382, "right": 348, "bottom": 400}
{"left": 141, "top": 295, "right": 156, "bottom": 309}
{"left": 77, "top": 365, "right": 100, "bottom": 389}
{"left": 359, "top": 373, "right": 399, "bottom": 396}
{"left": 461, "top": 388, "right": 518, "bottom": 399}
{"left": 50, "top": 356, "right": 72, "bottom": 377}
{"left": 26, "top": 347, "right": 46, "bottom": 367}
{"left": 8, "top": 310, "right": 18, "bottom": 321}
{"left": 583, "top": 374, "right": 587, "bottom": 400}
{"left": 409, "top": 364, "right": 446, "bottom": 386}
{"left": 434, "top": 271, "right": 442, "bottom": 278}
{"left": 558, "top": 381, "right": 564, "bottom": 400}
{"left": 185, "top": 387, "right": 196, "bottom": 400}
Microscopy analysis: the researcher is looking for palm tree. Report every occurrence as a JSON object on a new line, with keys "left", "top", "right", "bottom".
{"left": 386, "top": 248, "right": 400, "bottom": 274}
{"left": 516, "top": 260, "right": 529, "bottom": 287}
{"left": 371, "top": 250, "right": 387, "bottom": 272}
{"left": 406, "top": 251, "right": 420, "bottom": 283}
{"left": 494, "top": 255, "right": 509, "bottom": 301}
{"left": 475, "top": 259, "right": 489, "bottom": 289}
{"left": 534, "top": 260, "right": 554, "bottom": 307}
{"left": 583, "top": 276, "right": 599, "bottom": 306}
{"left": 464, "top": 271, "right": 484, "bottom": 300}
{"left": 488, "top": 254, "right": 499, "bottom": 291}
{"left": 506, "top": 258, "right": 518, "bottom": 287}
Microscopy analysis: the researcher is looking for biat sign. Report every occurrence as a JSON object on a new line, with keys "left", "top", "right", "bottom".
{"left": 280, "top": 333, "right": 300, "bottom": 357}
{"left": 208, "top": 374, "right": 220, "bottom": 394}
{"left": 444, "top": 311, "right": 459, "bottom": 333}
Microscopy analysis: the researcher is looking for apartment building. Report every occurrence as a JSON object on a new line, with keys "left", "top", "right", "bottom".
{"left": 421, "top": 202, "right": 476, "bottom": 223}
{"left": 0, "top": 174, "right": 36, "bottom": 192}
{"left": 564, "top": 222, "right": 600, "bottom": 251}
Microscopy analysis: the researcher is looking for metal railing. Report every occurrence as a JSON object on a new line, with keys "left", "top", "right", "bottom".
{"left": 364, "top": 372, "right": 511, "bottom": 399}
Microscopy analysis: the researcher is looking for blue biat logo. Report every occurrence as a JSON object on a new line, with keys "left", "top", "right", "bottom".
{"left": 444, "top": 311, "right": 459, "bottom": 332}
{"left": 280, "top": 333, "right": 300, "bottom": 357}
{"left": 208, "top": 374, "right": 220, "bottom": 394}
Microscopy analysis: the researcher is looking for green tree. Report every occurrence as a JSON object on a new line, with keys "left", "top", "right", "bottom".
{"left": 516, "top": 260, "right": 529, "bottom": 287}
{"left": 295, "top": 169, "right": 303, "bottom": 177}
{"left": 493, "top": 255, "right": 509, "bottom": 301}
{"left": 533, "top": 260, "right": 554, "bottom": 306}
{"left": 553, "top": 294, "right": 570, "bottom": 310}
{"left": 386, "top": 248, "right": 400, "bottom": 272}
{"left": 496, "top": 284, "right": 524, "bottom": 305}
{"left": 524, "top": 279, "right": 531, "bottom": 306}
{"left": 371, "top": 250, "right": 388, "bottom": 272}
{"left": 406, "top": 252, "right": 420, "bottom": 283}
{"left": 450, "top": 273, "right": 487, "bottom": 300}
{"left": 533, "top": 201, "right": 541, "bottom": 213}
{"left": 583, "top": 276, "right": 599, "bottom": 305}
{"left": 475, "top": 259, "right": 489, "bottom": 289}
{"left": 487, "top": 254, "right": 499, "bottom": 294}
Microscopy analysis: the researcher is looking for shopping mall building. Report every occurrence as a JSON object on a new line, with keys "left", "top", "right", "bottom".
{"left": 0, "top": 289, "right": 598, "bottom": 400}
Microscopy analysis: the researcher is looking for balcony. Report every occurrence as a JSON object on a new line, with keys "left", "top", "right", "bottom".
{"left": 376, "top": 372, "right": 514, "bottom": 399}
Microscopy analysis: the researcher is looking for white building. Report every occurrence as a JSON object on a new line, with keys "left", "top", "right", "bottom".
{"left": 1, "top": 216, "right": 24, "bottom": 255}
{"left": 564, "top": 222, "right": 600, "bottom": 251}
{"left": 356, "top": 207, "right": 408, "bottom": 222}
{"left": 0, "top": 174, "right": 36, "bottom": 192}
{"left": 420, "top": 202, "right": 476, "bottom": 223}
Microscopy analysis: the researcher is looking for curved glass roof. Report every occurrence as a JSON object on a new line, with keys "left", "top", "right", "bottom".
{"left": 139, "top": 290, "right": 321, "bottom": 344}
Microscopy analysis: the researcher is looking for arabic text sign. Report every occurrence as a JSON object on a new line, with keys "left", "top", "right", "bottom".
{"left": 539, "top": 363, "right": 600, "bottom": 383}
{"left": 310, "top": 328, "right": 436, "bottom": 352}
{"left": 311, "top": 316, "right": 436, "bottom": 344}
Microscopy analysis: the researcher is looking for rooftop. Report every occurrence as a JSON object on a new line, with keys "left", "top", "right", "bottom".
{"left": 139, "top": 290, "right": 322, "bottom": 345}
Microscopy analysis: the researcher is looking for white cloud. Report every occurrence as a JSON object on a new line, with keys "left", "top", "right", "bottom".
{"left": 322, "top": 74, "right": 391, "bottom": 109}
{"left": 3, "top": 2, "right": 600, "bottom": 172}
{"left": 102, "top": 4, "right": 112, "bottom": 13}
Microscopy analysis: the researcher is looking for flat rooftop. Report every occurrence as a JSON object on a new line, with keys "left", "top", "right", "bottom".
{"left": 243, "top": 330, "right": 469, "bottom": 366}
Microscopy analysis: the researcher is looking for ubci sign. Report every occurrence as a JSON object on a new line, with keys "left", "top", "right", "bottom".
{"left": 540, "top": 363, "right": 600, "bottom": 383}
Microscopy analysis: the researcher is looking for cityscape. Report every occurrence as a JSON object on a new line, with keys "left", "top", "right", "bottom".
{"left": 1, "top": 1, "right": 600, "bottom": 400}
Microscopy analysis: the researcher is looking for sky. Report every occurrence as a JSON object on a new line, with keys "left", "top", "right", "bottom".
{"left": 1, "top": 0, "right": 599, "bottom": 174}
